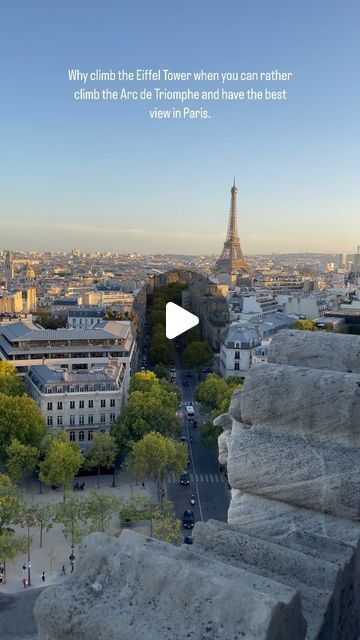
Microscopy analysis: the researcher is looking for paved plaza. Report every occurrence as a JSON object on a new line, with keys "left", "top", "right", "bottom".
{"left": 1, "top": 472, "right": 157, "bottom": 594}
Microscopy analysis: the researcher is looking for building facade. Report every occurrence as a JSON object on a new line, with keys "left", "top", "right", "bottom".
{"left": 0, "top": 319, "right": 136, "bottom": 385}
{"left": 27, "top": 361, "right": 126, "bottom": 448}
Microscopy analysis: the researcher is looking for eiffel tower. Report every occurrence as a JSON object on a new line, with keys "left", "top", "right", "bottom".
{"left": 215, "top": 180, "right": 251, "bottom": 274}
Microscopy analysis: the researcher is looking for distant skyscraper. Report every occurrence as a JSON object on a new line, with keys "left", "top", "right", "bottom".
{"left": 338, "top": 253, "right": 347, "bottom": 269}
{"left": 215, "top": 180, "right": 250, "bottom": 275}
{"left": 354, "top": 246, "right": 360, "bottom": 274}
{"left": 4, "top": 250, "right": 14, "bottom": 280}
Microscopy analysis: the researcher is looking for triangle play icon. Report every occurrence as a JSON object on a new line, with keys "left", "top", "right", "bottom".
{"left": 166, "top": 302, "right": 199, "bottom": 340}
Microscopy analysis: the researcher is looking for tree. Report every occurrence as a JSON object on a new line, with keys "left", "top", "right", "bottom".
{"left": 182, "top": 341, "right": 213, "bottom": 376}
{"left": 39, "top": 431, "right": 84, "bottom": 500}
{"left": 0, "top": 394, "right": 47, "bottom": 458}
{"left": 85, "top": 433, "right": 117, "bottom": 487}
{"left": 195, "top": 374, "right": 229, "bottom": 411}
{"left": 127, "top": 432, "right": 188, "bottom": 503}
{"left": 0, "top": 532, "right": 27, "bottom": 584}
{"left": 0, "top": 473, "right": 23, "bottom": 536}
{"left": 54, "top": 497, "right": 87, "bottom": 545}
{"left": 118, "top": 496, "right": 182, "bottom": 545}
{"left": 26, "top": 503, "right": 54, "bottom": 548}
{"left": 83, "top": 492, "right": 120, "bottom": 533}
{"left": 200, "top": 421, "right": 223, "bottom": 450}
{"left": 130, "top": 371, "right": 160, "bottom": 394}
{"left": 0, "top": 361, "right": 24, "bottom": 397}
{"left": 6, "top": 438, "right": 39, "bottom": 482}
{"left": 154, "top": 363, "right": 169, "bottom": 381}
{"left": 183, "top": 325, "right": 201, "bottom": 347}
{"left": 196, "top": 374, "right": 243, "bottom": 449}
{"left": 152, "top": 502, "right": 182, "bottom": 545}
{"left": 293, "top": 320, "right": 315, "bottom": 331}
{"left": 112, "top": 385, "right": 180, "bottom": 450}
{"left": 149, "top": 337, "right": 172, "bottom": 364}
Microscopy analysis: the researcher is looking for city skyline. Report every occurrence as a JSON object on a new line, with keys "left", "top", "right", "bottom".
{"left": 2, "top": 1, "right": 359, "bottom": 254}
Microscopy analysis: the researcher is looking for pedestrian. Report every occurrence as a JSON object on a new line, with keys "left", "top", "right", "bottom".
{"left": 61, "top": 564, "right": 66, "bottom": 576}
{"left": 69, "top": 552, "right": 75, "bottom": 573}
{"left": 22, "top": 577, "right": 27, "bottom": 589}
{"left": 161, "top": 488, "right": 165, "bottom": 498}
{"left": 41, "top": 571, "right": 46, "bottom": 583}
{"left": 141, "top": 481, "right": 145, "bottom": 489}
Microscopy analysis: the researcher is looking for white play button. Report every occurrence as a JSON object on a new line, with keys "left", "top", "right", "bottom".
{"left": 166, "top": 302, "right": 199, "bottom": 340}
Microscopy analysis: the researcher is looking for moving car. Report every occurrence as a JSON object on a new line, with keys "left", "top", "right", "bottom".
{"left": 183, "top": 509, "right": 195, "bottom": 528}
{"left": 180, "top": 472, "right": 190, "bottom": 485}
{"left": 185, "top": 404, "right": 195, "bottom": 419}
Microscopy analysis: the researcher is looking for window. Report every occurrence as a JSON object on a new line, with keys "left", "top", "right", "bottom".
{"left": 88, "top": 400, "right": 93, "bottom": 408}
{"left": 100, "top": 429, "right": 106, "bottom": 434}
{"left": 47, "top": 402, "right": 52, "bottom": 411}
{"left": 57, "top": 401, "right": 63, "bottom": 410}
{"left": 234, "top": 362, "right": 240, "bottom": 371}
{"left": 234, "top": 351, "right": 240, "bottom": 360}
{"left": 88, "top": 385, "right": 94, "bottom": 392}
{"left": 47, "top": 416, "right": 53, "bottom": 426}
{"left": 79, "top": 386, "right": 84, "bottom": 392}
{"left": 69, "top": 431, "right": 75, "bottom": 442}
{"left": 88, "top": 414, "right": 94, "bottom": 424}
{"left": 100, "top": 413, "right": 106, "bottom": 423}
{"left": 70, "top": 415, "right": 75, "bottom": 426}
{"left": 78, "top": 430, "right": 84, "bottom": 442}
{"left": 88, "top": 430, "right": 94, "bottom": 441}
{"left": 57, "top": 416, "right": 63, "bottom": 426}
{"left": 235, "top": 342, "right": 240, "bottom": 349}
{"left": 110, "top": 398, "right": 115, "bottom": 407}
{"left": 46, "top": 387, "right": 52, "bottom": 394}
{"left": 100, "top": 399, "right": 106, "bottom": 408}
{"left": 110, "top": 413, "right": 115, "bottom": 423}
{"left": 70, "top": 400, "right": 75, "bottom": 409}
{"left": 57, "top": 387, "right": 62, "bottom": 394}
{"left": 70, "top": 386, "right": 75, "bottom": 393}
{"left": 79, "top": 400, "right": 84, "bottom": 409}
{"left": 79, "top": 414, "right": 85, "bottom": 425}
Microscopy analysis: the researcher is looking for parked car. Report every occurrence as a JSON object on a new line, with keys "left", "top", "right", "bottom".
{"left": 180, "top": 472, "right": 190, "bottom": 485}
{"left": 183, "top": 536, "right": 193, "bottom": 545}
{"left": 181, "top": 437, "right": 188, "bottom": 444}
{"left": 186, "top": 371, "right": 193, "bottom": 377}
{"left": 183, "top": 510, "right": 195, "bottom": 528}
{"left": 183, "top": 380, "right": 189, "bottom": 387}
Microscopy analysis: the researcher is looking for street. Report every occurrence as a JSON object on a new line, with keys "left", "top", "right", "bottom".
{"left": 165, "top": 350, "right": 230, "bottom": 532}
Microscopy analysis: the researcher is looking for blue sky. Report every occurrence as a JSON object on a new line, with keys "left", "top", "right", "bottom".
{"left": 1, "top": 0, "right": 359, "bottom": 254}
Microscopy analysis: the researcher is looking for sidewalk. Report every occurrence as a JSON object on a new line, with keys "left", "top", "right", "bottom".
{"left": 1, "top": 472, "right": 157, "bottom": 594}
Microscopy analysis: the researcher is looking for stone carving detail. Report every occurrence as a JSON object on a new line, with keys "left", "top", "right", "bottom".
{"left": 34, "top": 332, "right": 360, "bottom": 640}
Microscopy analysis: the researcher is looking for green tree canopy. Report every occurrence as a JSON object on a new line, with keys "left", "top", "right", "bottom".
{"left": 54, "top": 497, "right": 87, "bottom": 544}
{"left": 112, "top": 382, "right": 180, "bottom": 450}
{"left": 0, "top": 394, "right": 46, "bottom": 458}
{"left": 82, "top": 491, "right": 120, "bottom": 533}
{"left": 0, "top": 361, "right": 24, "bottom": 397}
{"left": 183, "top": 325, "right": 201, "bottom": 347}
{"left": 293, "top": 320, "right": 315, "bottom": 331}
{"left": 130, "top": 371, "right": 160, "bottom": 394}
{"left": 5, "top": 438, "right": 39, "bottom": 482}
{"left": 195, "top": 374, "right": 243, "bottom": 449}
{"left": 0, "top": 473, "right": 23, "bottom": 536}
{"left": 154, "top": 363, "right": 170, "bottom": 381}
{"left": 85, "top": 433, "right": 117, "bottom": 487}
{"left": 182, "top": 341, "right": 213, "bottom": 373}
{"left": 127, "top": 432, "right": 188, "bottom": 503}
{"left": 39, "top": 430, "right": 84, "bottom": 500}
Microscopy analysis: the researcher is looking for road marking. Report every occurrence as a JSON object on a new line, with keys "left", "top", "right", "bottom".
{"left": 214, "top": 475, "right": 219, "bottom": 482}
{"left": 204, "top": 474, "right": 209, "bottom": 481}
{"left": 195, "top": 473, "right": 199, "bottom": 482}
{"left": 199, "top": 474, "right": 204, "bottom": 482}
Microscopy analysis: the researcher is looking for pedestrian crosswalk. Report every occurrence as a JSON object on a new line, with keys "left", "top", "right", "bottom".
{"left": 167, "top": 472, "right": 225, "bottom": 484}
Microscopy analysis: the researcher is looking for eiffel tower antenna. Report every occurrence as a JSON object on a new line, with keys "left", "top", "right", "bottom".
{"left": 215, "top": 180, "right": 251, "bottom": 275}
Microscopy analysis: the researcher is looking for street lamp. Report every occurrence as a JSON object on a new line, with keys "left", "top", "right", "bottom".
{"left": 20, "top": 513, "right": 38, "bottom": 587}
